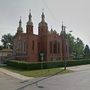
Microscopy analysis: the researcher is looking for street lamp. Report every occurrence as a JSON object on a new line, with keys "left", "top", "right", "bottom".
{"left": 61, "top": 22, "right": 73, "bottom": 70}
{"left": 62, "top": 25, "right": 67, "bottom": 70}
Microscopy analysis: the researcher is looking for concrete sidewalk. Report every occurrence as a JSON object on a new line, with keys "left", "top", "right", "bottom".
{"left": 67, "top": 64, "right": 90, "bottom": 71}
{"left": 0, "top": 68, "right": 34, "bottom": 80}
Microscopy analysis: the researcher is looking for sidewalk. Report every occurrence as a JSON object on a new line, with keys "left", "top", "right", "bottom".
{"left": 0, "top": 68, "right": 34, "bottom": 80}
{"left": 67, "top": 64, "right": 90, "bottom": 71}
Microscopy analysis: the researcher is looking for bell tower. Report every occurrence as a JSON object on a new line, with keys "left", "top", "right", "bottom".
{"left": 26, "top": 10, "right": 33, "bottom": 34}
{"left": 38, "top": 11, "right": 48, "bottom": 36}
{"left": 38, "top": 11, "right": 48, "bottom": 61}
{"left": 17, "top": 17, "right": 23, "bottom": 33}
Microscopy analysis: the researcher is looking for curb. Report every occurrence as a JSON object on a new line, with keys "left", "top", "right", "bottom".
{"left": 0, "top": 68, "right": 34, "bottom": 80}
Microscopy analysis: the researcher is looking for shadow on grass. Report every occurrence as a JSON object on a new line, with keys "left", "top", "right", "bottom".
{"left": 16, "top": 69, "right": 66, "bottom": 90}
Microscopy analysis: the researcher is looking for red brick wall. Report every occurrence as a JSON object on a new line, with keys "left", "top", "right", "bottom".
{"left": 47, "top": 33, "right": 62, "bottom": 61}
{"left": 13, "top": 21, "right": 69, "bottom": 62}
{"left": 26, "top": 34, "right": 39, "bottom": 62}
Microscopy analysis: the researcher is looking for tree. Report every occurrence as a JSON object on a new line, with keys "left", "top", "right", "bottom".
{"left": 84, "top": 45, "right": 90, "bottom": 58}
{"left": 1, "top": 33, "right": 14, "bottom": 49}
{"left": 67, "top": 33, "right": 75, "bottom": 54}
{"left": 74, "top": 38, "right": 84, "bottom": 59}
{"left": 67, "top": 34, "right": 84, "bottom": 59}
{"left": 0, "top": 45, "right": 3, "bottom": 50}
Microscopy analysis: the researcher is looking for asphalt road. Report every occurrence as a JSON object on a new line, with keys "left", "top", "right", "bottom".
{"left": 1, "top": 66, "right": 90, "bottom": 90}
{"left": 17, "top": 68, "right": 90, "bottom": 90}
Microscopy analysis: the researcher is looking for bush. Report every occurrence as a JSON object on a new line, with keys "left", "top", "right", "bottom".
{"left": 6, "top": 59, "right": 90, "bottom": 70}
{"left": 43, "top": 61, "right": 64, "bottom": 69}
{"left": 6, "top": 60, "right": 41, "bottom": 70}
{"left": 66, "top": 60, "right": 90, "bottom": 66}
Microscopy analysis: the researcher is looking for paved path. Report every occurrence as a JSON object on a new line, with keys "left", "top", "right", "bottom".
{"left": 0, "top": 68, "right": 34, "bottom": 81}
{"left": 67, "top": 64, "right": 90, "bottom": 71}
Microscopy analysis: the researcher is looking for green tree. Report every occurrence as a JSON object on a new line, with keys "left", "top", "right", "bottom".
{"left": 74, "top": 38, "right": 84, "bottom": 59}
{"left": 66, "top": 33, "right": 75, "bottom": 54}
{"left": 0, "top": 45, "right": 3, "bottom": 50}
{"left": 84, "top": 45, "right": 90, "bottom": 58}
{"left": 67, "top": 34, "right": 84, "bottom": 59}
{"left": 1, "top": 33, "right": 14, "bottom": 49}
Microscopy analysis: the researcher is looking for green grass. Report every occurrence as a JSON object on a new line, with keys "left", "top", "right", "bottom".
{"left": 3, "top": 66, "right": 72, "bottom": 77}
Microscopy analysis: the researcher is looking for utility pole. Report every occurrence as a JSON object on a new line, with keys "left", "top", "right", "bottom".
{"left": 63, "top": 25, "right": 67, "bottom": 70}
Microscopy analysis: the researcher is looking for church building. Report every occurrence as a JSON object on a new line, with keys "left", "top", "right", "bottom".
{"left": 13, "top": 11, "right": 69, "bottom": 62}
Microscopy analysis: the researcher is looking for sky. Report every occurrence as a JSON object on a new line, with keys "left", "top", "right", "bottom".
{"left": 0, "top": 0, "right": 90, "bottom": 46}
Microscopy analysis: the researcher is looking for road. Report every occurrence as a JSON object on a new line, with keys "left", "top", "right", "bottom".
{"left": 0, "top": 65, "right": 90, "bottom": 90}
{"left": 17, "top": 66, "right": 90, "bottom": 90}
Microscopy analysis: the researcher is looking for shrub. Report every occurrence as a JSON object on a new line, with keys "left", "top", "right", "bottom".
{"left": 6, "top": 60, "right": 41, "bottom": 70}
{"left": 6, "top": 59, "right": 90, "bottom": 70}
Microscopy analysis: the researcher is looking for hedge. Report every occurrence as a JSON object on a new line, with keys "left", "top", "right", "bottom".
{"left": 6, "top": 59, "right": 90, "bottom": 70}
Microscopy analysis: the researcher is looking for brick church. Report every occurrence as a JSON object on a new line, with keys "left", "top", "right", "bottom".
{"left": 13, "top": 11, "right": 70, "bottom": 62}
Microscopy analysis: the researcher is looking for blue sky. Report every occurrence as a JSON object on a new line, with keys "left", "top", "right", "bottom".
{"left": 0, "top": 0, "right": 90, "bottom": 46}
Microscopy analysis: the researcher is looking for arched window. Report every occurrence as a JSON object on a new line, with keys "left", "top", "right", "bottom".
{"left": 53, "top": 41, "right": 57, "bottom": 54}
{"left": 24, "top": 42, "right": 26, "bottom": 52}
{"left": 66, "top": 45, "right": 67, "bottom": 52}
{"left": 22, "top": 42, "right": 26, "bottom": 55}
{"left": 58, "top": 42, "right": 60, "bottom": 53}
{"left": 32, "top": 40, "right": 34, "bottom": 51}
{"left": 38, "top": 42, "right": 40, "bottom": 52}
{"left": 50, "top": 41, "right": 52, "bottom": 53}
{"left": 53, "top": 43, "right": 56, "bottom": 53}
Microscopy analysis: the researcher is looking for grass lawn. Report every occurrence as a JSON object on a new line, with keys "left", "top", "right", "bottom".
{"left": 3, "top": 66, "right": 72, "bottom": 77}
